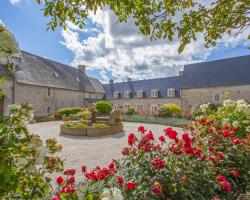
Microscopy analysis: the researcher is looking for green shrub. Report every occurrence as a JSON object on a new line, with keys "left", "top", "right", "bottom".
{"left": 96, "top": 101, "right": 112, "bottom": 114}
{"left": 159, "top": 103, "right": 181, "bottom": 117}
{"left": 58, "top": 107, "right": 81, "bottom": 117}
{"left": 126, "top": 107, "right": 137, "bottom": 115}
{"left": 94, "top": 123, "right": 108, "bottom": 128}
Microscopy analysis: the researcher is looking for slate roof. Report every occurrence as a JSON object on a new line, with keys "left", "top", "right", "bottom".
{"left": 181, "top": 55, "right": 250, "bottom": 89}
{"left": 0, "top": 51, "right": 104, "bottom": 93}
{"left": 103, "top": 76, "right": 181, "bottom": 99}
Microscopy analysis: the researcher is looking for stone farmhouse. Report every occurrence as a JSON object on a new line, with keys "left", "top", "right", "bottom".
{"left": 0, "top": 51, "right": 249, "bottom": 117}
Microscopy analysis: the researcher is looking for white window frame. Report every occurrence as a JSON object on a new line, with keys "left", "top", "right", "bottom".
{"left": 47, "top": 106, "right": 53, "bottom": 115}
{"left": 124, "top": 103, "right": 130, "bottom": 110}
{"left": 113, "top": 104, "right": 119, "bottom": 110}
{"left": 48, "top": 87, "right": 52, "bottom": 97}
{"left": 137, "top": 90, "right": 143, "bottom": 98}
{"left": 113, "top": 92, "right": 119, "bottom": 99}
{"left": 150, "top": 104, "right": 158, "bottom": 113}
{"left": 151, "top": 89, "right": 158, "bottom": 98}
{"left": 167, "top": 88, "right": 175, "bottom": 97}
{"left": 124, "top": 91, "right": 131, "bottom": 98}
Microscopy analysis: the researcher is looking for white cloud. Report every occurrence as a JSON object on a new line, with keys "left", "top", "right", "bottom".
{"left": 60, "top": 9, "right": 249, "bottom": 83}
{"left": 10, "top": 0, "right": 22, "bottom": 5}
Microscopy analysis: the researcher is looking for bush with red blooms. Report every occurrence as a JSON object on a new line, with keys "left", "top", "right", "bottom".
{"left": 52, "top": 100, "right": 250, "bottom": 200}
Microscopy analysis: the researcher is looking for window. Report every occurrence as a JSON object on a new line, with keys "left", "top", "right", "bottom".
{"left": 124, "top": 91, "right": 131, "bottom": 98}
{"left": 85, "top": 93, "right": 90, "bottom": 98}
{"left": 113, "top": 92, "right": 119, "bottom": 99}
{"left": 167, "top": 88, "right": 175, "bottom": 97}
{"left": 48, "top": 88, "right": 52, "bottom": 97}
{"left": 214, "top": 93, "right": 220, "bottom": 102}
{"left": 151, "top": 89, "right": 158, "bottom": 98}
{"left": 124, "top": 104, "right": 130, "bottom": 110}
{"left": 114, "top": 104, "right": 119, "bottom": 110}
{"left": 137, "top": 90, "right": 143, "bottom": 98}
{"left": 137, "top": 104, "right": 143, "bottom": 111}
{"left": 47, "top": 107, "right": 53, "bottom": 115}
{"left": 150, "top": 104, "right": 158, "bottom": 113}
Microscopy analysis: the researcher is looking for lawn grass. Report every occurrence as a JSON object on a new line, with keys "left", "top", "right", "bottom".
{"left": 122, "top": 114, "right": 191, "bottom": 128}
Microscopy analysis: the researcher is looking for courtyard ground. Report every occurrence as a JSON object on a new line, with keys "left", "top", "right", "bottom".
{"left": 28, "top": 121, "right": 183, "bottom": 172}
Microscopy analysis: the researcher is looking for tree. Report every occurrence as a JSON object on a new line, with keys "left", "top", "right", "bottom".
{"left": 37, "top": 0, "right": 250, "bottom": 53}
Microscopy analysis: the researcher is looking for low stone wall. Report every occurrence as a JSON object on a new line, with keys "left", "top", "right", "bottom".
{"left": 60, "top": 124, "right": 123, "bottom": 137}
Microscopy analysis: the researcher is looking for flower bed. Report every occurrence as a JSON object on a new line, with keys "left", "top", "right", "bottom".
{"left": 52, "top": 100, "right": 250, "bottom": 200}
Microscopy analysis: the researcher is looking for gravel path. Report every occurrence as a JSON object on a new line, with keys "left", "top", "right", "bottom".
{"left": 28, "top": 121, "right": 183, "bottom": 172}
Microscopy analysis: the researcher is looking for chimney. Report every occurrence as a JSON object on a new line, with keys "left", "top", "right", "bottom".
{"left": 78, "top": 65, "right": 86, "bottom": 73}
{"left": 109, "top": 79, "right": 114, "bottom": 84}
{"left": 179, "top": 70, "right": 183, "bottom": 76}
{"left": 127, "top": 77, "right": 132, "bottom": 82}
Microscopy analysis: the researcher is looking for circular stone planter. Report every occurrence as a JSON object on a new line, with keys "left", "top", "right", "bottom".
{"left": 60, "top": 124, "right": 123, "bottom": 137}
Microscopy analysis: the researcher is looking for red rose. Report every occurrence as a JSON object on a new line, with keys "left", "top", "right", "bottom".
{"left": 159, "top": 136, "right": 165, "bottom": 142}
{"left": 165, "top": 128, "right": 178, "bottom": 140}
{"left": 199, "top": 154, "right": 206, "bottom": 161}
{"left": 67, "top": 176, "right": 75, "bottom": 184}
{"left": 51, "top": 197, "right": 60, "bottom": 200}
{"left": 56, "top": 176, "right": 64, "bottom": 184}
{"left": 216, "top": 175, "right": 226, "bottom": 182}
{"left": 145, "top": 131, "right": 155, "bottom": 140}
{"left": 64, "top": 168, "right": 76, "bottom": 176}
{"left": 209, "top": 129, "right": 214, "bottom": 134}
{"left": 220, "top": 180, "right": 231, "bottom": 192}
{"left": 116, "top": 176, "right": 124, "bottom": 184}
{"left": 151, "top": 181, "right": 163, "bottom": 196}
{"left": 82, "top": 165, "right": 87, "bottom": 173}
{"left": 108, "top": 162, "right": 115, "bottom": 169}
{"left": 126, "top": 181, "right": 136, "bottom": 190}
{"left": 182, "top": 133, "right": 191, "bottom": 143}
{"left": 151, "top": 158, "right": 166, "bottom": 170}
{"left": 216, "top": 151, "right": 224, "bottom": 160}
{"left": 231, "top": 169, "right": 240, "bottom": 177}
{"left": 208, "top": 146, "right": 214, "bottom": 152}
{"left": 61, "top": 185, "right": 76, "bottom": 193}
{"left": 128, "top": 133, "right": 137, "bottom": 145}
{"left": 222, "top": 129, "right": 231, "bottom": 137}
{"left": 198, "top": 118, "right": 206, "bottom": 125}
{"left": 231, "top": 138, "right": 241, "bottom": 145}
{"left": 137, "top": 125, "right": 146, "bottom": 133}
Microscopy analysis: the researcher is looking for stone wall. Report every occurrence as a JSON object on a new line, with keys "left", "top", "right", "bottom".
{"left": 0, "top": 79, "right": 12, "bottom": 115}
{"left": 15, "top": 83, "right": 86, "bottom": 116}
{"left": 107, "top": 98, "right": 181, "bottom": 113}
{"left": 181, "top": 84, "right": 250, "bottom": 113}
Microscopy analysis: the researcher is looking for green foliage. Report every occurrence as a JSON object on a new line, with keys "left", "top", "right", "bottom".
{"left": 126, "top": 107, "right": 137, "bottom": 115}
{"left": 58, "top": 107, "right": 81, "bottom": 117}
{"left": 64, "top": 119, "right": 87, "bottom": 128}
{"left": 158, "top": 103, "right": 181, "bottom": 117}
{"left": 37, "top": 0, "right": 250, "bottom": 52}
{"left": 95, "top": 101, "right": 112, "bottom": 114}
{"left": 123, "top": 114, "right": 190, "bottom": 128}
{"left": 0, "top": 103, "right": 63, "bottom": 199}
{"left": 94, "top": 123, "right": 108, "bottom": 128}
{"left": 193, "top": 102, "right": 221, "bottom": 117}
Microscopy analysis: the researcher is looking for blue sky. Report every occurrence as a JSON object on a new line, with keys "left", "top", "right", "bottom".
{"left": 1, "top": 0, "right": 250, "bottom": 82}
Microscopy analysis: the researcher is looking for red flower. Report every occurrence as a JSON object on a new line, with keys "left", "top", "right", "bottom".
{"left": 61, "top": 185, "right": 76, "bottom": 193}
{"left": 151, "top": 181, "right": 163, "bottom": 196}
{"left": 63, "top": 168, "right": 76, "bottom": 176}
{"left": 165, "top": 128, "right": 178, "bottom": 140}
{"left": 126, "top": 181, "right": 136, "bottom": 190}
{"left": 231, "top": 138, "right": 241, "bottom": 145}
{"left": 151, "top": 158, "right": 166, "bottom": 170}
{"left": 231, "top": 169, "right": 240, "bottom": 177}
{"left": 67, "top": 176, "right": 75, "bottom": 184}
{"left": 199, "top": 154, "right": 206, "bottom": 161}
{"left": 56, "top": 176, "right": 64, "bottom": 184}
{"left": 198, "top": 118, "right": 206, "bottom": 124}
{"left": 220, "top": 180, "right": 231, "bottom": 192}
{"left": 216, "top": 175, "right": 226, "bottom": 182}
{"left": 116, "top": 176, "right": 124, "bottom": 184}
{"left": 209, "top": 129, "right": 214, "bottom": 134}
{"left": 137, "top": 125, "right": 146, "bottom": 133}
{"left": 159, "top": 136, "right": 165, "bottom": 142}
{"left": 108, "top": 162, "right": 115, "bottom": 169}
{"left": 145, "top": 131, "right": 155, "bottom": 140}
{"left": 208, "top": 146, "right": 214, "bottom": 152}
{"left": 221, "top": 129, "right": 231, "bottom": 137}
{"left": 216, "top": 151, "right": 224, "bottom": 160}
{"left": 182, "top": 133, "right": 191, "bottom": 143}
{"left": 128, "top": 133, "right": 137, "bottom": 145}
{"left": 51, "top": 197, "right": 60, "bottom": 200}
{"left": 81, "top": 165, "right": 87, "bottom": 173}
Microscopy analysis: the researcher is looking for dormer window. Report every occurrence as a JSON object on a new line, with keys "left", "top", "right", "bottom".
{"left": 214, "top": 93, "right": 221, "bottom": 102}
{"left": 167, "top": 88, "right": 175, "bottom": 97}
{"left": 137, "top": 90, "right": 143, "bottom": 98}
{"left": 151, "top": 89, "right": 158, "bottom": 98}
{"left": 113, "top": 92, "right": 119, "bottom": 99}
{"left": 124, "top": 91, "right": 131, "bottom": 98}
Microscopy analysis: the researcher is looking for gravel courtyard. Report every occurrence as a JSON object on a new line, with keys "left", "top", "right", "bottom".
{"left": 28, "top": 121, "right": 183, "bottom": 172}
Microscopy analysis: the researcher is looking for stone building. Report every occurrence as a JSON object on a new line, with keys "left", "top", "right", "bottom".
{"left": 0, "top": 51, "right": 105, "bottom": 116}
{"left": 103, "top": 55, "right": 250, "bottom": 113}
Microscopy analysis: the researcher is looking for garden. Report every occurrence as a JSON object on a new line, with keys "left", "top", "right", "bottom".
{"left": 0, "top": 99, "right": 249, "bottom": 199}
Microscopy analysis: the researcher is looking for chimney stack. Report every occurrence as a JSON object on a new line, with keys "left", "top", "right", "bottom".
{"left": 127, "top": 77, "right": 132, "bottom": 82}
{"left": 179, "top": 70, "right": 183, "bottom": 76}
{"left": 109, "top": 79, "right": 114, "bottom": 84}
{"left": 78, "top": 65, "right": 86, "bottom": 73}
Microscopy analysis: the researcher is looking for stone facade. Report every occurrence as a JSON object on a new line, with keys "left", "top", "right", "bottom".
{"left": 181, "top": 85, "right": 250, "bottom": 113}
{"left": 0, "top": 79, "right": 12, "bottom": 115}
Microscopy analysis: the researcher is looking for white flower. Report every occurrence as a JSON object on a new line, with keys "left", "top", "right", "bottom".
{"left": 246, "top": 126, "right": 250, "bottom": 132}
{"left": 223, "top": 99, "right": 233, "bottom": 107}
{"left": 232, "top": 121, "right": 239, "bottom": 128}
{"left": 200, "top": 103, "right": 210, "bottom": 113}
{"left": 101, "top": 187, "right": 123, "bottom": 200}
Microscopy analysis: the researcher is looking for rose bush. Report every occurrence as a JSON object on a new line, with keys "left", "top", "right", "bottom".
{"left": 52, "top": 100, "right": 250, "bottom": 200}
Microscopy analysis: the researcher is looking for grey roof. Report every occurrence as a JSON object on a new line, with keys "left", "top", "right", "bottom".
{"left": 0, "top": 51, "right": 103, "bottom": 93}
{"left": 103, "top": 76, "right": 181, "bottom": 99}
{"left": 181, "top": 55, "right": 250, "bottom": 89}
{"left": 88, "top": 77, "right": 105, "bottom": 93}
